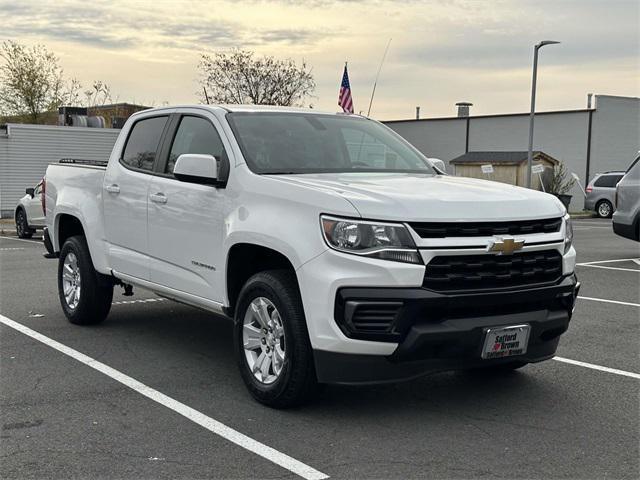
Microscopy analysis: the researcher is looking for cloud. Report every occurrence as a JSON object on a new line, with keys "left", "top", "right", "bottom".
{"left": 0, "top": 0, "right": 330, "bottom": 52}
{"left": 1, "top": 0, "right": 637, "bottom": 119}
{"left": 395, "top": 0, "right": 639, "bottom": 71}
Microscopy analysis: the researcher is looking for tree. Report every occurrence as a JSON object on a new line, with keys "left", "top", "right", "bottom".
{"left": 0, "top": 40, "right": 67, "bottom": 123}
{"left": 546, "top": 162, "right": 576, "bottom": 195}
{"left": 83, "top": 80, "right": 112, "bottom": 107}
{"left": 198, "top": 50, "right": 315, "bottom": 106}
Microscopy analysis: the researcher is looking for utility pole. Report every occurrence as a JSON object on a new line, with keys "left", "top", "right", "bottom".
{"left": 526, "top": 40, "right": 560, "bottom": 189}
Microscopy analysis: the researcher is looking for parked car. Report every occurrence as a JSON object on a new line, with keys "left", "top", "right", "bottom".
{"left": 612, "top": 156, "right": 640, "bottom": 241}
{"left": 43, "top": 105, "right": 579, "bottom": 408}
{"left": 15, "top": 179, "right": 45, "bottom": 238}
{"left": 585, "top": 171, "right": 625, "bottom": 218}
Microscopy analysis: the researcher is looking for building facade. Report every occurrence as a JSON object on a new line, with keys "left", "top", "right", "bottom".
{"left": 385, "top": 95, "right": 640, "bottom": 211}
{"left": 0, "top": 124, "right": 120, "bottom": 217}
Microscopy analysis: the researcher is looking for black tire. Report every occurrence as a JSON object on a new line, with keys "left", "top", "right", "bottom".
{"left": 596, "top": 200, "right": 613, "bottom": 218}
{"left": 15, "top": 209, "right": 33, "bottom": 239}
{"left": 58, "top": 235, "right": 113, "bottom": 325}
{"left": 234, "top": 270, "right": 319, "bottom": 408}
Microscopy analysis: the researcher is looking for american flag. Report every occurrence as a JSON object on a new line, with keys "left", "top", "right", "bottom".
{"left": 338, "top": 64, "right": 354, "bottom": 114}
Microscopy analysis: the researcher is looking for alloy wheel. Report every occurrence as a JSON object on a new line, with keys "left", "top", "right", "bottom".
{"left": 242, "top": 297, "right": 286, "bottom": 384}
{"left": 61, "top": 252, "right": 82, "bottom": 309}
{"left": 598, "top": 202, "right": 611, "bottom": 218}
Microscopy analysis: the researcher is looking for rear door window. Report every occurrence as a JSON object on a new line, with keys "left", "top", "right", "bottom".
{"left": 121, "top": 116, "right": 168, "bottom": 172}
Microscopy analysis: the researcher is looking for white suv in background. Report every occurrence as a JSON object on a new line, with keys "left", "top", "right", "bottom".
{"left": 15, "top": 179, "right": 46, "bottom": 238}
{"left": 613, "top": 156, "right": 640, "bottom": 241}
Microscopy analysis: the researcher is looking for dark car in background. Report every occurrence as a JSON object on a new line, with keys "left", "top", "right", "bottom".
{"left": 585, "top": 171, "right": 625, "bottom": 218}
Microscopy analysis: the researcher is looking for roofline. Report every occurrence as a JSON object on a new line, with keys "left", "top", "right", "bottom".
{"left": 384, "top": 108, "right": 594, "bottom": 124}
{"left": 449, "top": 151, "right": 559, "bottom": 164}
{"left": 89, "top": 102, "right": 151, "bottom": 109}
{"left": 128, "top": 104, "right": 363, "bottom": 118}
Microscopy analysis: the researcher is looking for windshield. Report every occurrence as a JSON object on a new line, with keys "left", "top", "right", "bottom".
{"left": 227, "top": 112, "right": 434, "bottom": 175}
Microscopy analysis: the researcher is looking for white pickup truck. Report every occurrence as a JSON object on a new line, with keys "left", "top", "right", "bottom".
{"left": 44, "top": 105, "right": 579, "bottom": 407}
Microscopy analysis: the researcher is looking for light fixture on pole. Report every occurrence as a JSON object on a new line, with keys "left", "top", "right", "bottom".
{"left": 526, "top": 40, "right": 560, "bottom": 189}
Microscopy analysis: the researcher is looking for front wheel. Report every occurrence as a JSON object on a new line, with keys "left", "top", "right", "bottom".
{"left": 234, "top": 270, "right": 320, "bottom": 408}
{"left": 15, "top": 209, "right": 33, "bottom": 239}
{"left": 58, "top": 235, "right": 113, "bottom": 325}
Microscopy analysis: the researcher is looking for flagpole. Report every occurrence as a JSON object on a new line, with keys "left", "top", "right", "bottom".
{"left": 367, "top": 38, "right": 392, "bottom": 117}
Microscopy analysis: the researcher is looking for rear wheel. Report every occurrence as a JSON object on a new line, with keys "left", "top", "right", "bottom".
{"left": 58, "top": 235, "right": 113, "bottom": 325}
{"left": 234, "top": 270, "right": 320, "bottom": 408}
{"left": 15, "top": 209, "right": 33, "bottom": 239}
{"left": 596, "top": 200, "right": 613, "bottom": 218}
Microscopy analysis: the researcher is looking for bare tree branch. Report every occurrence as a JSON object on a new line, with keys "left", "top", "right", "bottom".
{"left": 197, "top": 49, "right": 315, "bottom": 107}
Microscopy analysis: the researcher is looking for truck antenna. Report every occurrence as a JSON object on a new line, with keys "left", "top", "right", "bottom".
{"left": 367, "top": 38, "right": 392, "bottom": 117}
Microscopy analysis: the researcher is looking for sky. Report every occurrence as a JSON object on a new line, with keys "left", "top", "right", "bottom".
{"left": 1, "top": 0, "right": 638, "bottom": 120}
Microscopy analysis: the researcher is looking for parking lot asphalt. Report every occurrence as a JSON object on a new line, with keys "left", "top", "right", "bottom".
{"left": 1, "top": 219, "right": 639, "bottom": 479}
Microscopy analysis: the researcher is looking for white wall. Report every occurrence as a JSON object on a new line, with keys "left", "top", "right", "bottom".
{"left": 385, "top": 95, "right": 640, "bottom": 212}
{"left": 590, "top": 95, "right": 640, "bottom": 174}
{"left": 467, "top": 111, "right": 590, "bottom": 208}
{"left": 0, "top": 124, "right": 120, "bottom": 216}
{"left": 386, "top": 117, "right": 466, "bottom": 173}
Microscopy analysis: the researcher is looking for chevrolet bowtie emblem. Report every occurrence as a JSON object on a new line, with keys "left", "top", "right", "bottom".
{"left": 487, "top": 237, "right": 525, "bottom": 255}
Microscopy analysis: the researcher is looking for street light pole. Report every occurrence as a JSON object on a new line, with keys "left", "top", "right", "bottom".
{"left": 526, "top": 40, "right": 560, "bottom": 189}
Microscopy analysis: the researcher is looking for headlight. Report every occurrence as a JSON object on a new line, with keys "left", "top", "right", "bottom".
{"left": 564, "top": 214, "right": 573, "bottom": 253}
{"left": 321, "top": 215, "right": 422, "bottom": 264}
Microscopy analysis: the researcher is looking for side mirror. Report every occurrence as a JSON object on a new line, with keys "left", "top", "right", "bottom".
{"left": 173, "top": 154, "right": 218, "bottom": 185}
{"left": 25, "top": 187, "right": 35, "bottom": 198}
{"left": 429, "top": 158, "right": 447, "bottom": 174}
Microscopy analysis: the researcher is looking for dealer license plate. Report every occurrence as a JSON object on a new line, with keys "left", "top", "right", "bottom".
{"left": 481, "top": 324, "right": 530, "bottom": 359}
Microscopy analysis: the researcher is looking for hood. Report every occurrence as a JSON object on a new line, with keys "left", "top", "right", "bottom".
{"left": 267, "top": 173, "right": 565, "bottom": 221}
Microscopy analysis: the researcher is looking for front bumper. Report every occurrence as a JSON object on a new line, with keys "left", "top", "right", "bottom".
{"left": 314, "top": 275, "right": 580, "bottom": 384}
{"left": 612, "top": 214, "right": 639, "bottom": 241}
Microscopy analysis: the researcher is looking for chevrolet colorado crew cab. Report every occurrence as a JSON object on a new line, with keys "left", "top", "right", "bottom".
{"left": 44, "top": 105, "right": 579, "bottom": 408}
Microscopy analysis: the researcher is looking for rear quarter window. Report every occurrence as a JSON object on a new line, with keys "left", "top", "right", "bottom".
{"left": 121, "top": 116, "right": 168, "bottom": 172}
{"left": 593, "top": 174, "right": 623, "bottom": 188}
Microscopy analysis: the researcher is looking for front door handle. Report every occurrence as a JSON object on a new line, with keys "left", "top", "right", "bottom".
{"left": 105, "top": 184, "right": 120, "bottom": 194}
{"left": 149, "top": 192, "right": 167, "bottom": 204}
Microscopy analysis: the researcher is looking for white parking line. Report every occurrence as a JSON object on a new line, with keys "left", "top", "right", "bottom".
{"left": 0, "top": 235, "right": 43, "bottom": 245}
{"left": 553, "top": 357, "right": 640, "bottom": 380}
{"left": 573, "top": 226, "right": 611, "bottom": 230}
{"left": 577, "top": 258, "right": 640, "bottom": 265}
{"left": 578, "top": 296, "right": 640, "bottom": 308}
{"left": 0, "top": 314, "right": 329, "bottom": 480}
{"left": 0, "top": 247, "right": 25, "bottom": 251}
{"left": 576, "top": 264, "right": 639, "bottom": 273}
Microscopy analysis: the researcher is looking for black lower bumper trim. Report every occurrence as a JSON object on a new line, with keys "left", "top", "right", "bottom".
{"left": 314, "top": 348, "right": 557, "bottom": 385}
{"left": 613, "top": 219, "right": 639, "bottom": 241}
{"left": 316, "top": 275, "right": 579, "bottom": 384}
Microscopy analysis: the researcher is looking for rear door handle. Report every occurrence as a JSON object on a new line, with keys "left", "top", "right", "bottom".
{"left": 149, "top": 192, "right": 167, "bottom": 204}
{"left": 105, "top": 184, "right": 120, "bottom": 194}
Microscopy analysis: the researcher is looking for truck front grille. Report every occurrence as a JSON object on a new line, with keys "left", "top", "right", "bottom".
{"left": 409, "top": 217, "right": 562, "bottom": 238}
{"left": 423, "top": 250, "right": 563, "bottom": 292}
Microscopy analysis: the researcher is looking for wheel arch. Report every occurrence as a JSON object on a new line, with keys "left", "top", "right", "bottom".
{"left": 225, "top": 242, "right": 298, "bottom": 316}
{"left": 52, "top": 212, "right": 111, "bottom": 275}
{"left": 55, "top": 214, "right": 86, "bottom": 249}
{"left": 14, "top": 204, "right": 25, "bottom": 221}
